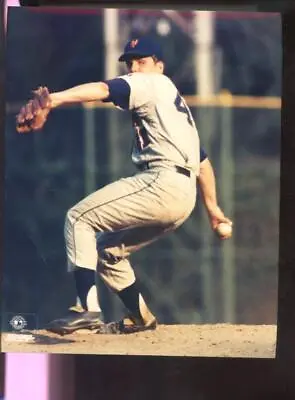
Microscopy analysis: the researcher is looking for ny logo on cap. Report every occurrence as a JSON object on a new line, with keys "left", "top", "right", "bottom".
{"left": 130, "top": 39, "right": 139, "bottom": 48}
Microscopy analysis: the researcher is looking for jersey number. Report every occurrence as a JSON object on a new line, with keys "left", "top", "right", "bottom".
{"left": 132, "top": 114, "right": 150, "bottom": 151}
{"left": 134, "top": 124, "right": 149, "bottom": 151}
{"left": 174, "top": 93, "right": 194, "bottom": 127}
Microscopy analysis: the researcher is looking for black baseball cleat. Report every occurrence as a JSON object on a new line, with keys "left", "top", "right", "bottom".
{"left": 45, "top": 308, "right": 104, "bottom": 336}
{"left": 95, "top": 314, "right": 157, "bottom": 335}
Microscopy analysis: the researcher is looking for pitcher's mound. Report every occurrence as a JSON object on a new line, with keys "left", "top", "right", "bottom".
{"left": 1, "top": 323, "right": 277, "bottom": 358}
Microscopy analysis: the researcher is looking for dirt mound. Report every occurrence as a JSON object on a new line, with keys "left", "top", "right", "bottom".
{"left": 1, "top": 324, "right": 277, "bottom": 358}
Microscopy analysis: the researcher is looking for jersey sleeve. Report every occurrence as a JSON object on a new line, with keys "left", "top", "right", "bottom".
{"left": 117, "top": 73, "right": 152, "bottom": 110}
{"left": 200, "top": 147, "right": 208, "bottom": 162}
{"left": 103, "top": 74, "right": 151, "bottom": 110}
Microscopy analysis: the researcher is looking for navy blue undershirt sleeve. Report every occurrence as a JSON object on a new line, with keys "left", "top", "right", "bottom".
{"left": 102, "top": 78, "right": 131, "bottom": 110}
{"left": 200, "top": 147, "right": 208, "bottom": 162}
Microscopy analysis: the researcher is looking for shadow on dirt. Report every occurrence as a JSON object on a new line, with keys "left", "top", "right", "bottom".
{"left": 31, "top": 332, "right": 76, "bottom": 345}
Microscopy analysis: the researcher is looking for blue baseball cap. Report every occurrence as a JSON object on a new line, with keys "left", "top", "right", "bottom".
{"left": 118, "top": 36, "right": 163, "bottom": 62}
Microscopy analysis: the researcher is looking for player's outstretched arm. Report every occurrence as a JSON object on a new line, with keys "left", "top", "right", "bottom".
{"left": 16, "top": 82, "right": 111, "bottom": 133}
{"left": 50, "top": 82, "right": 110, "bottom": 108}
{"left": 197, "top": 157, "right": 233, "bottom": 239}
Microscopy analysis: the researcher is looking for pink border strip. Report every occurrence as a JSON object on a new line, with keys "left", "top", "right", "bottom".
{"left": 4, "top": 0, "right": 20, "bottom": 31}
{"left": 5, "top": 354, "right": 50, "bottom": 400}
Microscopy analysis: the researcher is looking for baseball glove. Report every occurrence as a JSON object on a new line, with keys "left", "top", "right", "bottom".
{"left": 16, "top": 86, "right": 52, "bottom": 133}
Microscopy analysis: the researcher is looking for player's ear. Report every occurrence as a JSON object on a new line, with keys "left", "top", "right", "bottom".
{"left": 157, "top": 61, "right": 165, "bottom": 73}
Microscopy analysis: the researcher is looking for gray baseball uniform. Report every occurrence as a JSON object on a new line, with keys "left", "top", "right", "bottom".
{"left": 65, "top": 72, "right": 200, "bottom": 293}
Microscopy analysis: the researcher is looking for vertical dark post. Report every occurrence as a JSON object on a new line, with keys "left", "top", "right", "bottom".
{"left": 277, "top": 12, "right": 295, "bottom": 382}
{"left": 0, "top": 0, "right": 6, "bottom": 353}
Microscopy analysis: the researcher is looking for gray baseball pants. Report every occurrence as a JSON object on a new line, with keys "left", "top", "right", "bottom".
{"left": 65, "top": 165, "right": 197, "bottom": 292}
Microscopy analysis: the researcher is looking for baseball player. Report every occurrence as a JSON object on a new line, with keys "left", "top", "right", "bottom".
{"left": 16, "top": 36, "right": 232, "bottom": 335}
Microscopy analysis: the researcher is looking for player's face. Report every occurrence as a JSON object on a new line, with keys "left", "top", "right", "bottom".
{"left": 125, "top": 56, "right": 163, "bottom": 74}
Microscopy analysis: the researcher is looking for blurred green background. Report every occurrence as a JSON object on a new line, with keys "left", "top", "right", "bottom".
{"left": 3, "top": 8, "right": 281, "bottom": 329}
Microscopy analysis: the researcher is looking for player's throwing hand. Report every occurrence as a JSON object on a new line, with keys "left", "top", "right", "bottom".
{"left": 208, "top": 206, "right": 233, "bottom": 239}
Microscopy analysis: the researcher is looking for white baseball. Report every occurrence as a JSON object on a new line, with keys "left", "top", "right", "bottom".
{"left": 216, "top": 222, "right": 232, "bottom": 237}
